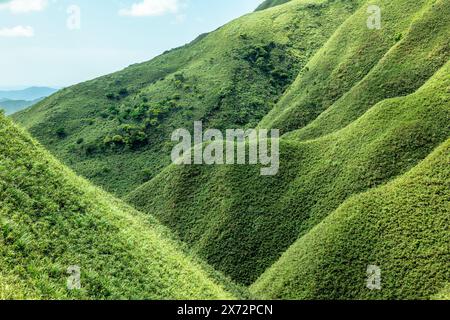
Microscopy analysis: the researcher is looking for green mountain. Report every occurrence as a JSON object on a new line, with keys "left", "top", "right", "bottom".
{"left": 252, "top": 137, "right": 450, "bottom": 299}
{"left": 256, "top": 0, "right": 292, "bottom": 11}
{"left": 13, "top": 0, "right": 362, "bottom": 197}
{"left": 0, "top": 114, "right": 234, "bottom": 299}
{"left": 126, "top": 0, "right": 449, "bottom": 290}
{"left": 9, "top": 0, "right": 450, "bottom": 300}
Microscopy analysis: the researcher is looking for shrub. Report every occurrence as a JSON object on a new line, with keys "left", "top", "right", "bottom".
{"left": 56, "top": 127, "right": 66, "bottom": 138}
{"left": 118, "top": 88, "right": 129, "bottom": 97}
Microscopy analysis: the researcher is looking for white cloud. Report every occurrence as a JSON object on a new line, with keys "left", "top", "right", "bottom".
{"left": 0, "top": 0, "right": 48, "bottom": 14}
{"left": 119, "top": 0, "right": 180, "bottom": 17}
{"left": 0, "top": 25, "right": 34, "bottom": 37}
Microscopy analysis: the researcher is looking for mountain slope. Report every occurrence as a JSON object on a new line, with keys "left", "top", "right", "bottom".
{"left": 8, "top": 0, "right": 450, "bottom": 299}
{"left": 13, "top": 0, "right": 361, "bottom": 197}
{"left": 0, "top": 114, "right": 233, "bottom": 299}
{"left": 0, "top": 87, "right": 57, "bottom": 101}
{"left": 260, "top": 0, "right": 449, "bottom": 136}
{"left": 127, "top": 57, "right": 450, "bottom": 285}
{"left": 251, "top": 137, "right": 450, "bottom": 300}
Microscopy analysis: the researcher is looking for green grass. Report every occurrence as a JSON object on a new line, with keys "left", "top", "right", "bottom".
{"left": 255, "top": 0, "right": 292, "bottom": 11}
{"left": 251, "top": 137, "right": 450, "bottom": 299}
{"left": 13, "top": 0, "right": 361, "bottom": 197}
{"left": 127, "top": 58, "right": 450, "bottom": 286}
{"left": 0, "top": 114, "right": 236, "bottom": 299}
{"left": 6, "top": 0, "right": 450, "bottom": 300}
{"left": 260, "top": 0, "right": 450, "bottom": 136}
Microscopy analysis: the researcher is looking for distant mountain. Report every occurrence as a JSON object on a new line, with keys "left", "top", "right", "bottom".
{"left": 0, "top": 97, "right": 44, "bottom": 115}
{"left": 0, "top": 86, "right": 57, "bottom": 101}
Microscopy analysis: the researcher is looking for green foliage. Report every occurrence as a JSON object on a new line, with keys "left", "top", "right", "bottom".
{"left": 55, "top": 127, "right": 66, "bottom": 139}
{"left": 252, "top": 138, "right": 450, "bottom": 299}
{"left": 13, "top": 0, "right": 358, "bottom": 196}
{"left": 0, "top": 115, "right": 235, "bottom": 299}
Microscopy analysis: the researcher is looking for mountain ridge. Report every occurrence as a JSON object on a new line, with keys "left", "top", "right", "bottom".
{"left": 7, "top": 0, "right": 450, "bottom": 299}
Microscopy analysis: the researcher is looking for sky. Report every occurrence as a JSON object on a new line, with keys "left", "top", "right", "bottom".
{"left": 0, "top": 0, "right": 265, "bottom": 89}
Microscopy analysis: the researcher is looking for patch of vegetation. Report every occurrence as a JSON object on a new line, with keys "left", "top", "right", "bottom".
{"left": 128, "top": 37, "right": 450, "bottom": 288}
{"left": 0, "top": 114, "right": 236, "bottom": 299}
{"left": 13, "top": 0, "right": 358, "bottom": 196}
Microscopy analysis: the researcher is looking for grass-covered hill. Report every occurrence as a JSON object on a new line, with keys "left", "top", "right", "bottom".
{"left": 126, "top": 0, "right": 449, "bottom": 288}
{"left": 260, "top": 0, "right": 450, "bottom": 135}
{"left": 251, "top": 137, "right": 450, "bottom": 300}
{"left": 256, "top": 0, "right": 292, "bottom": 11}
{"left": 8, "top": 0, "right": 450, "bottom": 300}
{"left": 13, "top": 0, "right": 362, "bottom": 197}
{"left": 0, "top": 113, "right": 234, "bottom": 299}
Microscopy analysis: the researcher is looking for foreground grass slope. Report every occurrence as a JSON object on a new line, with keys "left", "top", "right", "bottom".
{"left": 14, "top": 0, "right": 360, "bottom": 197}
{"left": 128, "top": 28, "right": 450, "bottom": 287}
{"left": 0, "top": 114, "right": 233, "bottom": 299}
{"left": 260, "top": 0, "right": 449, "bottom": 136}
{"left": 252, "top": 138, "right": 450, "bottom": 300}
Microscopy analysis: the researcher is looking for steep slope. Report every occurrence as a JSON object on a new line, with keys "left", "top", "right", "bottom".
{"left": 0, "top": 87, "right": 57, "bottom": 101}
{"left": 0, "top": 114, "right": 233, "bottom": 299}
{"left": 251, "top": 138, "right": 450, "bottom": 300}
{"left": 9, "top": 0, "right": 450, "bottom": 298}
{"left": 256, "top": 0, "right": 292, "bottom": 11}
{"left": 260, "top": 0, "right": 449, "bottom": 136}
{"left": 127, "top": 9, "right": 450, "bottom": 286}
{"left": 13, "top": 0, "right": 361, "bottom": 197}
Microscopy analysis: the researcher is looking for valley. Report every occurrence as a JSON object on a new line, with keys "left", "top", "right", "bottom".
{"left": 1, "top": 0, "right": 449, "bottom": 300}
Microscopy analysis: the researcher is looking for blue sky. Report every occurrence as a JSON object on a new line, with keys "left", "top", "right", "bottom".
{"left": 0, "top": 0, "right": 265, "bottom": 89}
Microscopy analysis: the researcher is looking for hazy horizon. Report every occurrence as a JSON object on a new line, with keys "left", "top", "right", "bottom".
{"left": 0, "top": 0, "right": 264, "bottom": 89}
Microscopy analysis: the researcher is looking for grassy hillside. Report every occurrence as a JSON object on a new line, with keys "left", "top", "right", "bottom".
{"left": 251, "top": 138, "right": 450, "bottom": 300}
{"left": 0, "top": 98, "right": 43, "bottom": 116}
{"left": 13, "top": 0, "right": 361, "bottom": 197}
{"left": 256, "top": 0, "right": 292, "bottom": 11}
{"left": 0, "top": 87, "right": 57, "bottom": 101}
{"left": 127, "top": 57, "right": 450, "bottom": 286}
{"left": 0, "top": 113, "right": 234, "bottom": 300}
{"left": 260, "top": 0, "right": 450, "bottom": 136}
{"left": 7, "top": 0, "right": 449, "bottom": 300}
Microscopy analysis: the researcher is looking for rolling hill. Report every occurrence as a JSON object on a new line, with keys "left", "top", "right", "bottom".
{"left": 8, "top": 0, "right": 450, "bottom": 300}
{"left": 252, "top": 137, "right": 450, "bottom": 299}
{"left": 13, "top": 0, "right": 362, "bottom": 197}
{"left": 0, "top": 113, "right": 234, "bottom": 299}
